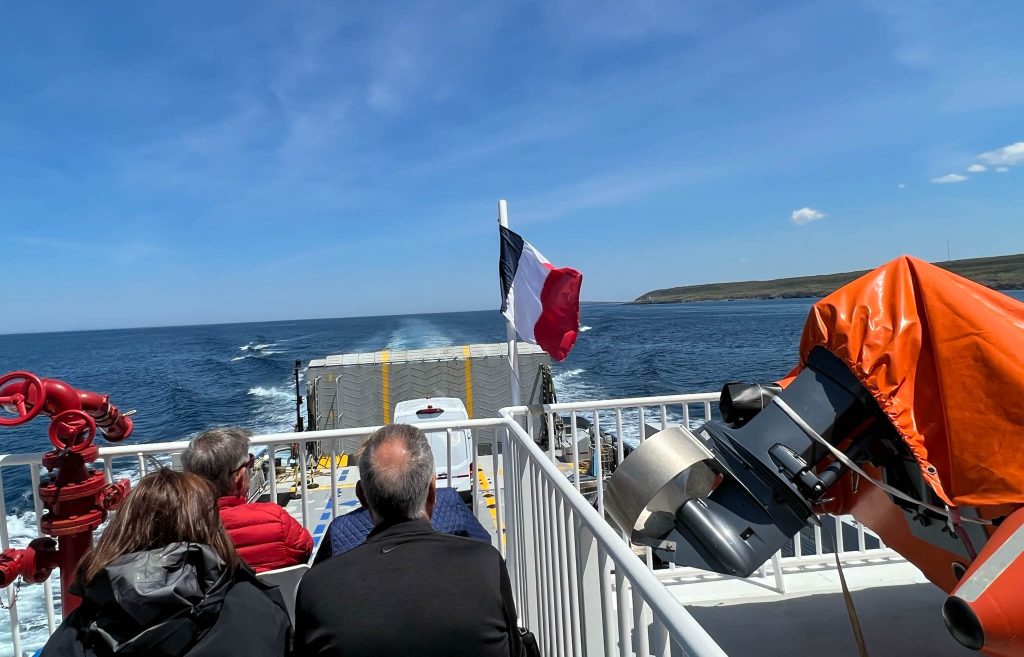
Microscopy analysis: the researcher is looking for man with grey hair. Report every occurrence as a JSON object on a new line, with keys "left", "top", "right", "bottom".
{"left": 182, "top": 427, "right": 312, "bottom": 572}
{"left": 294, "top": 424, "right": 523, "bottom": 657}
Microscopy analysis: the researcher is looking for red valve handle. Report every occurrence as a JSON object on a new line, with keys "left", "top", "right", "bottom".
{"left": 0, "top": 372, "right": 45, "bottom": 427}
{"left": 48, "top": 409, "right": 97, "bottom": 453}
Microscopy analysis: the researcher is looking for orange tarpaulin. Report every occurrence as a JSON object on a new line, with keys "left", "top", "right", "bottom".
{"left": 792, "top": 256, "right": 1024, "bottom": 508}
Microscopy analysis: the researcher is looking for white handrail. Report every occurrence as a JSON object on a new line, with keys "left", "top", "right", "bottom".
{"left": 500, "top": 406, "right": 728, "bottom": 657}
{"left": 0, "top": 391, "right": 906, "bottom": 657}
{"left": 543, "top": 392, "right": 719, "bottom": 413}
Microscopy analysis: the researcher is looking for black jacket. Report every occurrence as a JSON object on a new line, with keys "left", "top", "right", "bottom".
{"left": 41, "top": 542, "right": 290, "bottom": 657}
{"left": 295, "top": 518, "right": 523, "bottom": 657}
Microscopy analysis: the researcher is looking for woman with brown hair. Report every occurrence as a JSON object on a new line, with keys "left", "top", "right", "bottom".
{"left": 40, "top": 469, "right": 291, "bottom": 657}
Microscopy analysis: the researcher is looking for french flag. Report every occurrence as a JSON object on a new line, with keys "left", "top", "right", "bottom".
{"left": 499, "top": 226, "right": 582, "bottom": 361}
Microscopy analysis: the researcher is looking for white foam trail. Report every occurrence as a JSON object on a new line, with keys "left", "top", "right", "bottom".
{"left": 247, "top": 386, "right": 293, "bottom": 401}
{"left": 238, "top": 342, "right": 277, "bottom": 352}
{"left": 551, "top": 368, "right": 596, "bottom": 402}
{"left": 231, "top": 349, "right": 284, "bottom": 362}
{"left": 385, "top": 319, "right": 453, "bottom": 351}
{"left": 553, "top": 368, "right": 585, "bottom": 383}
{"left": 248, "top": 385, "right": 298, "bottom": 434}
{"left": 579, "top": 325, "right": 592, "bottom": 332}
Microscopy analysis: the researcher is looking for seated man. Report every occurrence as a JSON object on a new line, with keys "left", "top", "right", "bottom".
{"left": 312, "top": 485, "right": 492, "bottom": 564}
{"left": 182, "top": 427, "right": 313, "bottom": 572}
{"left": 295, "top": 424, "right": 523, "bottom": 657}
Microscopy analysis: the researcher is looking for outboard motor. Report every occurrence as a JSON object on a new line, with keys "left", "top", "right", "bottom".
{"left": 719, "top": 381, "right": 782, "bottom": 428}
{"left": 606, "top": 347, "right": 899, "bottom": 577}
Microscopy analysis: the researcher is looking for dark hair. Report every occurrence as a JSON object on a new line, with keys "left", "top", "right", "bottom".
{"left": 78, "top": 469, "right": 238, "bottom": 583}
{"left": 358, "top": 424, "right": 435, "bottom": 520}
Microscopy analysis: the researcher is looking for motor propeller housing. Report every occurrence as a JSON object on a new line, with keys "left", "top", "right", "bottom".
{"left": 607, "top": 347, "right": 898, "bottom": 577}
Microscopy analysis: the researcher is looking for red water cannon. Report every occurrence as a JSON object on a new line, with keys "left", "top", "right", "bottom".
{"left": 0, "top": 371, "right": 134, "bottom": 616}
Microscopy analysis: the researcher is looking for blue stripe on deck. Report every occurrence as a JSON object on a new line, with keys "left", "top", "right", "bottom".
{"left": 311, "top": 467, "right": 357, "bottom": 550}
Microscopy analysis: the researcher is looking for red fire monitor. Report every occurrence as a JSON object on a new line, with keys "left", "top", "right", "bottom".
{"left": 0, "top": 371, "right": 133, "bottom": 617}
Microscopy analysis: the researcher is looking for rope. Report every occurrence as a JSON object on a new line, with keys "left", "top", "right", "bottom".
{"left": 770, "top": 397, "right": 990, "bottom": 525}
{"left": 824, "top": 519, "right": 870, "bottom": 657}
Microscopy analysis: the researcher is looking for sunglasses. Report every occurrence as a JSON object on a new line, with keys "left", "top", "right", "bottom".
{"left": 234, "top": 453, "right": 255, "bottom": 472}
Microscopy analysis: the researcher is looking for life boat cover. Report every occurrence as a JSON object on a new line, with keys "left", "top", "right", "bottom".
{"left": 791, "top": 255, "right": 1024, "bottom": 507}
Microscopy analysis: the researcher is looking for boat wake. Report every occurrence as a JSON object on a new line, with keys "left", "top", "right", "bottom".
{"left": 239, "top": 342, "right": 276, "bottom": 352}
{"left": 384, "top": 318, "right": 454, "bottom": 351}
{"left": 232, "top": 341, "right": 286, "bottom": 362}
{"left": 552, "top": 367, "right": 605, "bottom": 403}
{"left": 247, "top": 385, "right": 297, "bottom": 433}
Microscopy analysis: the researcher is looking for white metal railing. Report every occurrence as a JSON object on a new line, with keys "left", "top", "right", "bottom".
{"left": 0, "top": 392, "right": 906, "bottom": 657}
{"left": 0, "top": 419, "right": 509, "bottom": 657}
{"left": 499, "top": 406, "right": 727, "bottom": 657}
{"left": 536, "top": 393, "right": 902, "bottom": 595}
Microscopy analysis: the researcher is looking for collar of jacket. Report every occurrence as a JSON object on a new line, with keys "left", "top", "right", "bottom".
{"left": 366, "top": 517, "right": 435, "bottom": 542}
{"left": 217, "top": 495, "right": 247, "bottom": 509}
{"left": 72, "top": 542, "right": 234, "bottom": 657}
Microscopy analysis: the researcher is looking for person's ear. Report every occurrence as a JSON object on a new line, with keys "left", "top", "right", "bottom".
{"left": 424, "top": 476, "right": 437, "bottom": 519}
{"left": 231, "top": 468, "right": 247, "bottom": 497}
{"left": 356, "top": 481, "right": 376, "bottom": 523}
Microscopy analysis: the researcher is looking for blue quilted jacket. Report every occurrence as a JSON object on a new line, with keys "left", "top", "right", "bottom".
{"left": 313, "top": 487, "right": 492, "bottom": 564}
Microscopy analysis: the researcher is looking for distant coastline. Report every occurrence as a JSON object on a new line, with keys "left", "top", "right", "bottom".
{"left": 633, "top": 253, "right": 1024, "bottom": 304}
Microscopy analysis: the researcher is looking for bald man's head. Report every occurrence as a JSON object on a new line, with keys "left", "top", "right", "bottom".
{"left": 356, "top": 424, "right": 436, "bottom": 522}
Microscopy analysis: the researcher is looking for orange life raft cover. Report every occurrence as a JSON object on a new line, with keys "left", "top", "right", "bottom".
{"left": 791, "top": 256, "right": 1024, "bottom": 508}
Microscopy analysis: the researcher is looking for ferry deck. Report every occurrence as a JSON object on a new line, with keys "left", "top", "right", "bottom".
{"left": 0, "top": 386, "right": 979, "bottom": 657}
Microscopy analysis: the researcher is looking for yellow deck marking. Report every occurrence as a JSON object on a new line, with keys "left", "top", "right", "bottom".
{"left": 381, "top": 350, "right": 391, "bottom": 423}
{"left": 476, "top": 467, "right": 506, "bottom": 546}
{"left": 317, "top": 454, "right": 348, "bottom": 469}
{"left": 462, "top": 345, "right": 474, "bottom": 417}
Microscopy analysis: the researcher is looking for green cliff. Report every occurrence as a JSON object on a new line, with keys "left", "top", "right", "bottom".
{"left": 634, "top": 253, "right": 1024, "bottom": 304}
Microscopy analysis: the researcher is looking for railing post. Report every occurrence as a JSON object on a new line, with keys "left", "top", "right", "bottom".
{"left": 576, "top": 521, "right": 608, "bottom": 656}
{"left": 515, "top": 431, "right": 539, "bottom": 635}
{"left": 771, "top": 551, "right": 786, "bottom": 594}
{"left": 0, "top": 470, "right": 23, "bottom": 657}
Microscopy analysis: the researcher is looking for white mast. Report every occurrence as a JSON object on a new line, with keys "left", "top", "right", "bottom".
{"left": 498, "top": 199, "right": 522, "bottom": 406}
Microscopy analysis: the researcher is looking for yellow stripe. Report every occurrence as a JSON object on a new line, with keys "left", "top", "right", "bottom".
{"left": 476, "top": 467, "right": 505, "bottom": 547}
{"left": 477, "top": 468, "right": 498, "bottom": 525}
{"left": 462, "top": 345, "right": 474, "bottom": 418}
{"left": 381, "top": 350, "right": 391, "bottom": 424}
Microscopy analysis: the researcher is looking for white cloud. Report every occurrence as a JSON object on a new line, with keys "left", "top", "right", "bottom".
{"left": 996, "top": 167, "right": 1010, "bottom": 173}
{"left": 898, "top": 183, "right": 906, "bottom": 189}
{"left": 791, "top": 207, "right": 826, "bottom": 225}
{"left": 967, "top": 164, "right": 987, "bottom": 173}
{"left": 930, "top": 173, "right": 968, "bottom": 184}
{"left": 977, "top": 142, "right": 1024, "bottom": 167}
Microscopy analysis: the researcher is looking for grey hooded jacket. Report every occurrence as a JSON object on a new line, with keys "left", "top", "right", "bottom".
{"left": 40, "top": 542, "right": 290, "bottom": 657}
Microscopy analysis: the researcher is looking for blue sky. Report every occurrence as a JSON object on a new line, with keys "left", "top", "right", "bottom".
{"left": 1, "top": 1, "right": 1022, "bottom": 332}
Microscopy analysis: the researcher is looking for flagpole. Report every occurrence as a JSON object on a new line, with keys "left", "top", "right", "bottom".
{"left": 498, "top": 199, "right": 522, "bottom": 407}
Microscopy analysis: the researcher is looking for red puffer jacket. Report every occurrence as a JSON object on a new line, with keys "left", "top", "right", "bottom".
{"left": 218, "top": 496, "right": 313, "bottom": 572}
